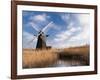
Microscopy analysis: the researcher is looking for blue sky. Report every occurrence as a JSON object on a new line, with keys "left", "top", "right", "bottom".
{"left": 22, "top": 10, "right": 90, "bottom": 49}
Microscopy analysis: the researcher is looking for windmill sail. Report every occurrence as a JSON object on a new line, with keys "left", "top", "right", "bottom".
{"left": 26, "top": 36, "right": 36, "bottom": 46}
{"left": 42, "top": 21, "right": 53, "bottom": 33}
{"left": 30, "top": 23, "right": 39, "bottom": 32}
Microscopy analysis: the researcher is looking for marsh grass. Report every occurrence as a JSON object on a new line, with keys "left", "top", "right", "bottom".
{"left": 22, "top": 45, "right": 89, "bottom": 68}
{"left": 23, "top": 49, "right": 58, "bottom": 68}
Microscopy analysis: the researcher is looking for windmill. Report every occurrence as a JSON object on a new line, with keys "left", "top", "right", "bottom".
{"left": 27, "top": 21, "right": 53, "bottom": 49}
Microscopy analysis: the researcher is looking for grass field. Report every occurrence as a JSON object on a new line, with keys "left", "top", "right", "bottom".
{"left": 23, "top": 49, "right": 58, "bottom": 68}
{"left": 22, "top": 45, "right": 89, "bottom": 68}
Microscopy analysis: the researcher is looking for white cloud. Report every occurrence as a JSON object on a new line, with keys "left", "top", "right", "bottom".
{"left": 70, "top": 25, "right": 90, "bottom": 43}
{"left": 54, "top": 25, "right": 81, "bottom": 42}
{"left": 70, "top": 14, "right": 90, "bottom": 42}
{"left": 49, "top": 14, "right": 90, "bottom": 48}
{"left": 30, "top": 13, "right": 50, "bottom": 22}
{"left": 54, "top": 31, "right": 71, "bottom": 42}
{"left": 77, "top": 14, "right": 90, "bottom": 25}
{"left": 25, "top": 13, "right": 52, "bottom": 32}
{"left": 61, "top": 13, "right": 70, "bottom": 22}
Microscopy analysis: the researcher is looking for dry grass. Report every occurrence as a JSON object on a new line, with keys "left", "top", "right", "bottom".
{"left": 23, "top": 45, "right": 89, "bottom": 68}
{"left": 23, "top": 49, "right": 58, "bottom": 68}
{"left": 63, "top": 45, "right": 89, "bottom": 57}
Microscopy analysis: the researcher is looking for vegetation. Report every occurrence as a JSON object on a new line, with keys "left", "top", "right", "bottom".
{"left": 59, "top": 45, "right": 89, "bottom": 65}
{"left": 22, "top": 45, "right": 89, "bottom": 68}
{"left": 23, "top": 49, "right": 58, "bottom": 68}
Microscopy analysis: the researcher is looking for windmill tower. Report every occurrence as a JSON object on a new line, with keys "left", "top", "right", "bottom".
{"left": 27, "top": 21, "right": 53, "bottom": 49}
{"left": 36, "top": 31, "right": 47, "bottom": 49}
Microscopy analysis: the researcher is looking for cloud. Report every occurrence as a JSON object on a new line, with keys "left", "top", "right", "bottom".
{"left": 50, "top": 15, "right": 81, "bottom": 43}
{"left": 30, "top": 13, "right": 50, "bottom": 22}
{"left": 77, "top": 14, "right": 90, "bottom": 25}
{"left": 71, "top": 14, "right": 90, "bottom": 42}
{"left": 54, "top": 24, "right": 81, "bottom": 42}
{"left": 25, "top": 13, "right": 52, "bottom": 32}
{"left": 48, "top": 14, "right": 90, "bottom": 48}
{"left": 61, "top": 13, "right": 71, "bottom": 22}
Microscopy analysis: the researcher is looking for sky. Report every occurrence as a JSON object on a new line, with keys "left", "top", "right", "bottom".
{"left": 22, "top": 10, "right": 90, "bottom": 49}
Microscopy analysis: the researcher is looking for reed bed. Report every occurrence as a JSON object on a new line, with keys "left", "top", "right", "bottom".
{"left": 22, "top": 45, "right": 89, "bottom": 68}
{"left": 23, "top": 49, "right": 58, "bottom": 68}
